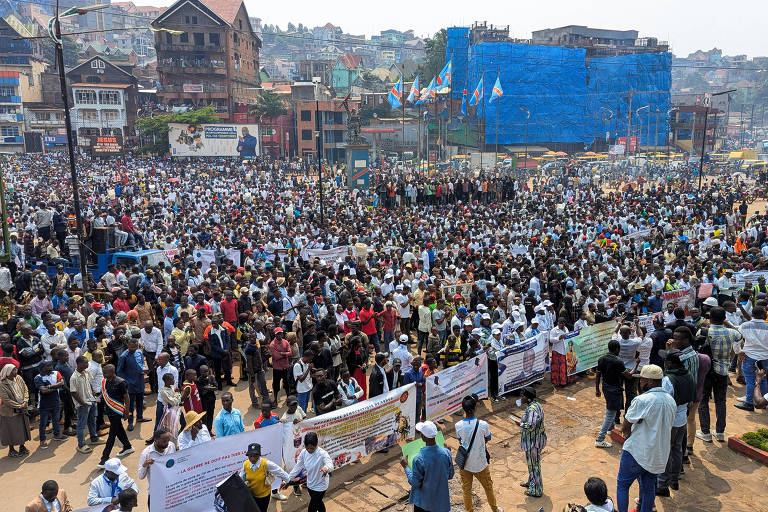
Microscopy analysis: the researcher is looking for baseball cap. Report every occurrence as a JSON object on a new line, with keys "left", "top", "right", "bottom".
{"left": 463, "top": 319, "right": 473, "bottom": 326}
{"left": 639, "top": 364, "right": 663, "bottom": 379}
{"left": 703, "top": 297, "right": 718, "bottom": 306}
{"left": 458, "top": 306, "right": 468, "bottom": 315}
{"left": 103, "top": 458, "right": 127, "bottom": 475}
{"left": 419, "top": 421, "right": 438, "bottom": 439}
{"left": 531, "top": 317, "right": 540, "bottom": 325}
{"left": 492, "top": 328, "right": 501, "bottom": 335}
{"left": 399, "top": 334, "right": 409, "bottom": 343}
{"left": 273, "top": 327, "right": 284, "bottom": 334}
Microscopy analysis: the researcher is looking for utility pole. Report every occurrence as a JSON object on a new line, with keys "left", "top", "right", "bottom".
{"left": 313, "top": 78, "right": 324, "bottom": 229}
{"left": 698, "top": 89, "right": 736, "bottom": 195}
{"left": 55, "top": 1, "right": 90, "bottom": 292}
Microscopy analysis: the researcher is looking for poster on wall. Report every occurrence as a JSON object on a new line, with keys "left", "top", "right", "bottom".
{"left": 168, "top": 123, "right": 260, "bottom": 157}
{"left": 91, "top": 135, "right": 122, "bottom": 156}
{"left": 284, "top": 384, "right": 417, "bottom": 470}
{"left": 148, "top": 424, "right": 282, "bottom": 512}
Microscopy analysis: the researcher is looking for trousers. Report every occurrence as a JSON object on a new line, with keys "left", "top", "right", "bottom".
{"left": 698, "top": 372, "right": 728, "bottom": 435}
{"left": 616, "top": 450, "right": 657, "bottom": 512}
{"left": 38, "top": 405, "right": 61, "bottom": 442}
{"left": 100, "top": 416, "right": 131, "bottom": 463}
{"left": 658, "top": 425, "right": 686, "bottom": 489}
{"left": 459, "top": 466, "right": 498, "bottom": 512}
{"left": 524, "top": 448, "right": 543, "bottom": 496}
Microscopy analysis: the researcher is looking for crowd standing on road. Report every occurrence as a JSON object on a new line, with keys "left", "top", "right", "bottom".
{"left": 0, "top": 152, "right": 767, "bottom": 512}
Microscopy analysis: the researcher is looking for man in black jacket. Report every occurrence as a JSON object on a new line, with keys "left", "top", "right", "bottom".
{"left": 368, "top": 352, "right": 391, "bottom": 398}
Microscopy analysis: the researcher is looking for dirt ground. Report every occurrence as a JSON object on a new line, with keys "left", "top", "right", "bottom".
{"left": 1, "top": 366, "right": 766, "bottom": 512}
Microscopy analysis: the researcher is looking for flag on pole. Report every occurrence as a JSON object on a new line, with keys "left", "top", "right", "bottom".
{"left": 388, "top": 76, "right": 402, "bottom": 109}
{"left": 436, "top": 60, "right": 452, "bottom": 87}
{"left": 489, "top": 76, "right": 503, "bottom": 104}
{"left": 416, "top": 77, "right": 435, "bottom": 105}
{"left": 406, "top": 76, "right": 419, "bottom": 104}
{"left": 460, "top": 89, "right": 467, "bottom": 116}
{"left": 469, "top": 76, "right": 483, "bottom": 106}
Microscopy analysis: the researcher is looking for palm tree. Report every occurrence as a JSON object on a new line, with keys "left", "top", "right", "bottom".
{"left": 247, "top": 90, "right": 289, "bottom": 156}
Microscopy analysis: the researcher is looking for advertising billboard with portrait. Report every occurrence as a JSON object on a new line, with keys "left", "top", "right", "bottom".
{"left": 168, "top": 123, "right": 260, "bottom": 157}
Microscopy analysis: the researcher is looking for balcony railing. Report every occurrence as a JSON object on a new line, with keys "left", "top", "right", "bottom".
{"left": 159, "top": 84, "right": 227, "bottom": 93}
{"left": 156, "top": 43, "right": 223, "bottom": 53}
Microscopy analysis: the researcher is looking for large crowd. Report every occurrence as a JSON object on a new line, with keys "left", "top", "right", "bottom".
{"left": 1, "top": 151, "right": 767, "bottom": 512}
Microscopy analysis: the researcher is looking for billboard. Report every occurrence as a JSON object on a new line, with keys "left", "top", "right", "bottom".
{"left": 168, "top": 123, "right": 260, "bottom": 157}
{"left": 91, "top": 135, "right": 122, "bottom": 156}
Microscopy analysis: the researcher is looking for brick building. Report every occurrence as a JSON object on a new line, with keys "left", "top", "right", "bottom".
{"left": 151, "top": 0, "right": 261, "bottom": 122}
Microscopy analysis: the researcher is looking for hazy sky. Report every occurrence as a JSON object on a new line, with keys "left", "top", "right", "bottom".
{"left": 136, "top": 0, "right": 767, "bottom": 57}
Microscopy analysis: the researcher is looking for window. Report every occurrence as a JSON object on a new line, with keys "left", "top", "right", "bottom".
{"left": 185, "top": 16, "right": 190, "bottom": 24}
{"left": 180, "top": 32, "right": 188, "bottom": 43}
{"left": 233, "top": 33, "right": 238, "bottom": 45}
{"left": 166, "top": 33, "right": 172, "bottom": 44}
{"left": 193, "top": 33, "right": 204, "bottom": 46}
{"left": 102, "top": 110, "right": 119, "bottom": 122}
{"left": 301, "top": 129, "right": 312, "bottom": 140}
{"left": 0, "top": 106, "right": 16, "bottom": 114}
{"left": 300, "top": 110, "right": 311, "bottom": 121}
{"left": 0, "top": 86, "right": 14, "bottom": 96}
{"left": 238, "top": 19, "right": 242, "bottom": 30}
{"left": 1, "top": 126, "right": 19, "bottom": 137}
{"left": 81, "top": 110, "right": 99, "bottom": 122}
{"left": 209, "top": 33, "right": 219, "bottom": 45}
{"left": 192, "top": 16, "right": 198, "bottom": 24}
{"left": 75, "top": 90, "right": 97, "bottom": 104}
{"left": 99, "top": 91, "right": 121, "bottom": 105}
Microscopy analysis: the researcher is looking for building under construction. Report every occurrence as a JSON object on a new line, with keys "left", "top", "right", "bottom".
{"left": 447, "top": 23, "right": 671, "bottom": 152}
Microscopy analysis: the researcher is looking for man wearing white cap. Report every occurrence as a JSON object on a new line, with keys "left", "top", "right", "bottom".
{"left": 392, "top": 334, "right": 414, "bottom": 370}
{"left": 394, "top": 285, "right": 411, "bottom": 338}
{"left": 523, "top": 317, "right": 541, "bottom": 339}
{"left": 87, "top": 458, "right": 139, "bottom": 506}
{"left": 381, "top": 272, "right": 395, "bottom": 297}
{"left": 400, "top": 421, "right": 453, "bottom": 512}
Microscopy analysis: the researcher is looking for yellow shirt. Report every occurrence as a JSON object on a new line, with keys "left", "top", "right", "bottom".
{"left": 243, "top": 458, "right": 270, "bottom": 498}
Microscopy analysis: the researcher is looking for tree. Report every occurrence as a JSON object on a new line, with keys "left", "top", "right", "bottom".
{"left": 298, "top": 23, "right": 304, "bottom": 33}
{"left": 135, "top": 106, "right": 219, "bottom": 154}
{"left": 359, "top": 104, "right": 390, "bottom": 125}
{"left": 287, "top": 22, "right": 296, "bottom": 32}
{"left": 247, "top": 90, "right": 288, "bottom": 122}
{"left": 420, "top": 29, "right": 447, "bottom": 82}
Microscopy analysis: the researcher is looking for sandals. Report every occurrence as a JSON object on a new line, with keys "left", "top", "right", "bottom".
{"left": 524, "top": 491, "right": 542, "bottom": 498}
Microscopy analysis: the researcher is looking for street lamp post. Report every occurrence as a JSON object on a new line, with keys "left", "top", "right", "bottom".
{"left": 666, "top": 107, "right": 678, "bottom": 159}
{"left": 519, "top": 107, "right": 530, "bottom": 170}
{"left": 313, "top": 78, "right": 324, "bottom": 229}
{"left": 50, "top": 1, "right": 109, "bottom": 292}
{"left": 698, "top": 89, "right": 737, "bottom": 194}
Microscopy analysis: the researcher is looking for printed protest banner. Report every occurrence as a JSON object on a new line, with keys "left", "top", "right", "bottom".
{"left": 637, "top": 313, "right": 663, "bottom": 334}
{"left": 284, "top": 384, "right": 416, "bottom": 470}
{"left": 624, "top": 228, "right": 652, "bottom": 240}
{"left": 149, "top": 424, "right": 282, "bottom": 512}
{"left": 442, "top": 283, "right": 473, "bottom": 303}
{"left": 425, "top": 353, "right": 488, "bottom": 422}
{"left": 564, "top": 322, "right": 615, "bottom": 375}
{"left": 496, "top": 333, "right": 549, "bottom": 396}
{"left": 301, "top": 245, "right": 352, "bottom": 263}
{"left": 662, "top": 288, "right": 696, "bottom": 313}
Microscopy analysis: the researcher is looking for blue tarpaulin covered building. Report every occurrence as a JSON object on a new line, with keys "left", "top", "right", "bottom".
{"left": 445, "top": 26, "right": 671, "bottom": 150}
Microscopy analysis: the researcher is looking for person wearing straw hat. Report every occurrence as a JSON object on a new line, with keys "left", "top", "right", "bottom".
{"left": 177, "top": 409, "right": 210, "bottom": 450}
{"left": 238, "top": 442, "right": 291, "bottom": 512}
{"left": 87, "top": 457, "right": 139, "bottom": 506}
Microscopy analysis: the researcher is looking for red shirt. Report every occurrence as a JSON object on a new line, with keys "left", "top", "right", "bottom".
{"left": 220, "top": 298, "right": 238, "bottom": 324}
{"left": 382, "top": 308, "right": 397, "bottom": 332}
{"left": 113, "top": 298, "right": 130, "bottom": 313}
{"left": 182, "top": 381, "right": 202, "bottom": 413}
{"left": 0, "top": 356, "right": 19, "bottom": 370}
{"left": 358, "top": 307, "right": 377, "bottom": 336}
{"left": 253, "top": 412, "right": 279, "bottom": 428}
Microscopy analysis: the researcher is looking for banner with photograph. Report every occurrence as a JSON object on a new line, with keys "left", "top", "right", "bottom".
{"left": 425, "top": 353, "right": 488, "bottom": 422}
{"left": 442, "top": 283, "right": 473, "bottom": 303}
{"left": 193, "top": 248, "right": 241, "bottom": 269}
{"left": 624, "top": 228, "right": 652, "bottom": 240}
{"left": 284, "top": 384, "right": 416, "bottom": 470}
{"left": 497, "top": 333, "right": 549, "bottom": 396}
{"left": 148, "top": 424, "right": 282, "bottom": 512}
{"left": 564, "top": 322, "right": 615, "bottom": 375}
{"left": 301, "top": 245, "right": 352, "bottom": 263}
{"left": 169, "top": 123, "right": 260, "bottom": 157}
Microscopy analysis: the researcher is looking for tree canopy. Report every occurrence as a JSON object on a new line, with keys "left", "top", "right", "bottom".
{"left": 135, "top": 106, "right": 219, "bottom": 154}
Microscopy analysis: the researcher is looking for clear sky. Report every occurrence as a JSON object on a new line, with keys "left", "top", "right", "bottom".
{"left": 134, "top": 0, "right": 767, "bottom": 57}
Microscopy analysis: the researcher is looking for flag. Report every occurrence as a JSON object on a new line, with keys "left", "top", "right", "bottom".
{"left": 489, "top": 76, "right": 503, "bottom": 104}
{"left": 460, "top": 89, "right": 467, "bottom": 116}
{"left": 469, "top": 76, "right": 483, "bottom": 106}
{"left": 416, "top": 77, "right": 435, "bottom": 106}
{"left": 406, "top": 76, "right": 419, "bottom": 104}
{"left": 436, "top": 60, "right": 452, "bottom": 87}
{"left": 388, "top": 76, "right": 402, "bottom": 109}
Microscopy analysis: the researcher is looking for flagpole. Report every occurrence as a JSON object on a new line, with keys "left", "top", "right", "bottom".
{"left": 464, "top": 46, "right": 469, "bottom": 155}
{"left": 417, "top": 103, "right": 421, "bottom": 174}
{"left": 480, "top": 66, "right": 485, "bottom": 172}
{"left": 496, "top": 67, "right": 500, "bottom": 161}
{"left": 401, "top": 75, "right": 405, "bottom": 166}
{"left": 449, "top": 51, "right": 453, "bottom": 160}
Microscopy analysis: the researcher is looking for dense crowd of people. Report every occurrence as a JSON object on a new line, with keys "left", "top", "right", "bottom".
{"left": 1, "top": 151, "right": 767, "bottom": 512}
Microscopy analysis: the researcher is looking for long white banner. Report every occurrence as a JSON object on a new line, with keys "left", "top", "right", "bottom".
{"left": 425, "top": 353, "right": 488, "bottom": 422}
{"left": 284, "top": 383, "right": 417, "bottom": 470}
{"left": 301, "top": 245, "right": 352, "bottom": 263}
{"left": 148, "top": 424, "right": 282, "bottom": 512}
{"left": 497, "top": 333, "right": 549, "bottom": 396}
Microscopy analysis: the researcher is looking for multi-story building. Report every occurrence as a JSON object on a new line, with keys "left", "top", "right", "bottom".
{"left": 331, "top": 54, "right": 364, "bottom": 96}
{"left": 152, "top": 0, "right": 261, "bottom": 122}
{"left": 298, "top": 59, "right": 332, "bottom": 83}
{"left": 294, "top": 97, "right": 360, "bottom": 163}
{"left": 66, "top": 56, "right": 138, "bottom": 151}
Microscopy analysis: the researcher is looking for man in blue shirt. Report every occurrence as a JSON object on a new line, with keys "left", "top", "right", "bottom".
{"left": 213, "top": 392, "right": 244, "bottom": 437}
{"left": 236, "top": 127, "right": 258, "bottom": 157}
{"left": 401, "top": 421, "right": 453, "bottom": 512}
{"left": 402, "top": 357, "right": 425, "bottom": 421}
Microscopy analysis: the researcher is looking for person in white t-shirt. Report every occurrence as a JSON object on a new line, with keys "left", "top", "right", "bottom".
{"left": 293, "top": 351, "right": 314, "bottom": 413}
{"left": 454, "top": 394, "right": 499, "bottom": 512}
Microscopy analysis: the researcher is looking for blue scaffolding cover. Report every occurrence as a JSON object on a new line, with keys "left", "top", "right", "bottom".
{"left": 446, "top": 27, "right": 470, "bottom": 100}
